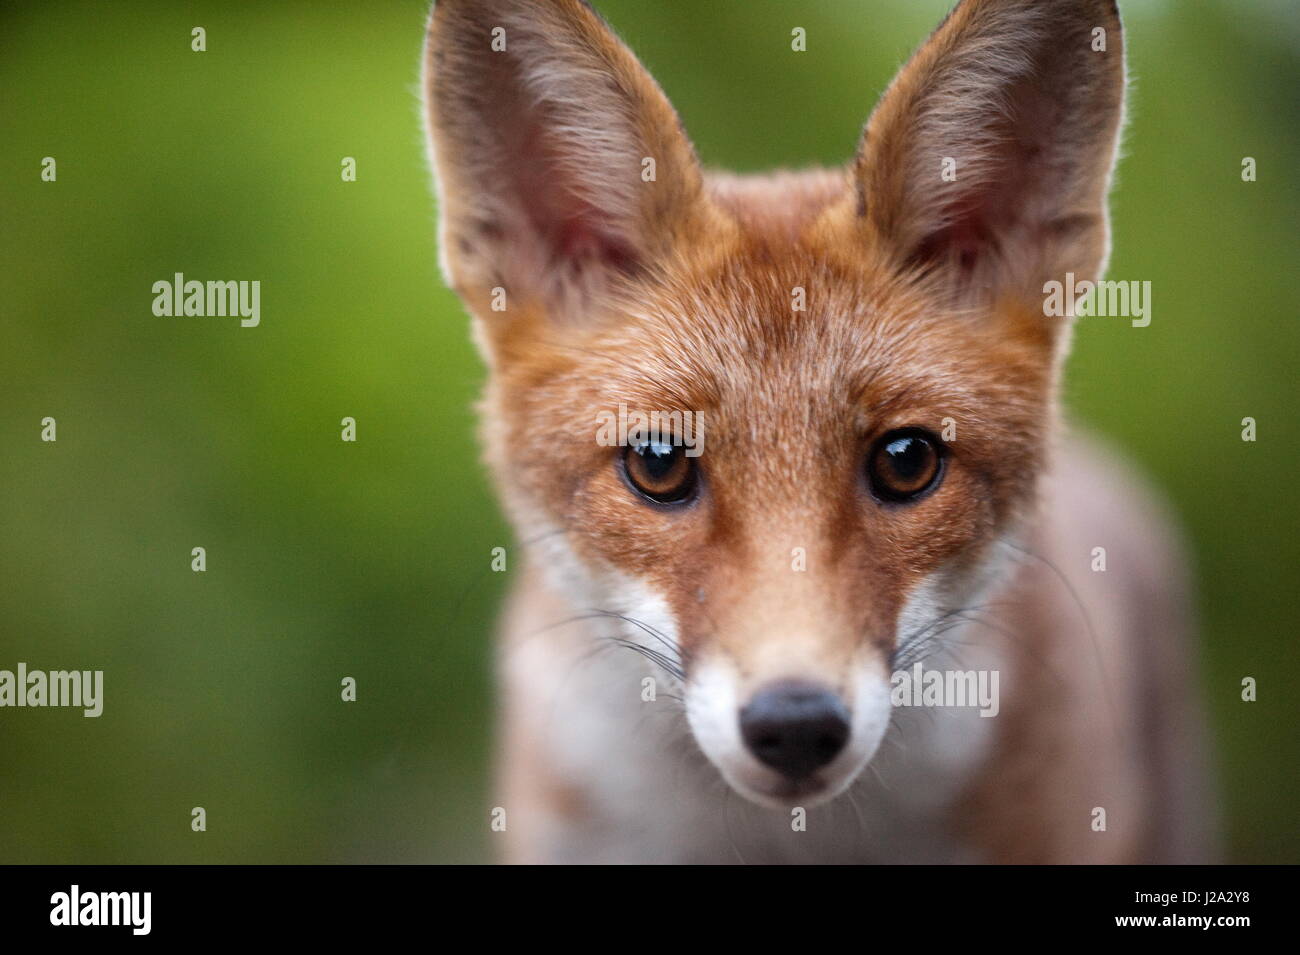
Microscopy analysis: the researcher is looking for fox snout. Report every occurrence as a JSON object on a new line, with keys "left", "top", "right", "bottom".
{"left": 687, "top": 651, "right": 893, "bottom": 809}
{"left": 740, "top": 681, "right": 851, "bottom": 780}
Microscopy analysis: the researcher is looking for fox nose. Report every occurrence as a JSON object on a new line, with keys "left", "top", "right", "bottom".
{"left": 739, "top": 681, "right": 851, "bottom": 780}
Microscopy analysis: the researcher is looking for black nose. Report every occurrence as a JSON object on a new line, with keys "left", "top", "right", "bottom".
{"left": 739, "top": 681, "right": 851, "bottom": 780}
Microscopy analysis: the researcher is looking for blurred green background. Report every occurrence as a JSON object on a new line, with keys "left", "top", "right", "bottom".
{"left": 1, "top": 0, "right": 1296, "bottom": 863}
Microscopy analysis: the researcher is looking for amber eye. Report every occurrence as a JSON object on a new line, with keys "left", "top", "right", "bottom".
{"left": 867, "top": 429, "right": 944, "bottom": 502}
{"left": 622, "top": 440, "right": 696, "bottom": 505}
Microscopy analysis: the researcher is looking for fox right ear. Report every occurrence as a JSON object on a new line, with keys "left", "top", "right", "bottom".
{"left": 853, "top": 0, "right": 1126, "bottom": 315}
{"left": 423, "top": 0, "right": 709, "bottom": 325}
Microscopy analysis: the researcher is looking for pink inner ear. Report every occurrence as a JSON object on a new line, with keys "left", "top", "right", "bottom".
{"left": 907, "top": 93, "right": 1058, "bottom": 281}
{"left": 504, "top": 116, "right": 641, "bottom": 277}
{"left": 910, "top": 190, "right": 999, "bottom": 279}
{"left": 553, "top": 214, "right": 639, "bottom": 275}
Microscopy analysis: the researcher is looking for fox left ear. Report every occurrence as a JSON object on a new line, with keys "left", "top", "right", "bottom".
{"left": 854, "top": 0, "right": 1125, "bottom": 313}
{"left": 423, "top": 0, "right": 711, "bottom": 328}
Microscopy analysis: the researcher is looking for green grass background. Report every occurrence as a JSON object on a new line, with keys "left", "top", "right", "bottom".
{"left": 1, "top": 0, "right": 1296, "bottom": 862}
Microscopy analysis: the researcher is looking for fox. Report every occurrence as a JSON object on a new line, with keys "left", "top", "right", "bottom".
{"left": 422, "top": 0, "right": 1216, "bottom": 863}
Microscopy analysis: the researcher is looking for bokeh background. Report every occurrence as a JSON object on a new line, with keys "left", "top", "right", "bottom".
{"left": 2, "top": 0, "right": 1296, "bottom": 863}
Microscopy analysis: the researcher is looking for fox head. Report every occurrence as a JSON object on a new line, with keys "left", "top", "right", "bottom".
{"left": 423, "top": 0, "right": 1125, "bottom": 808}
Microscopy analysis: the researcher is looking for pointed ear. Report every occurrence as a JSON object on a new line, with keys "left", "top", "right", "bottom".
{"left": 423, "top": 0, "right": 709, "bottom": 321}
{"left": 854, "top": 0, "right": 1125, "bottom": 311}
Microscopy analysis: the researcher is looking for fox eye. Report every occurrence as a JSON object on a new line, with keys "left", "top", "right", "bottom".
{"left": 623, "top": 440, "right": 696, "bottom": 505}
{"left": 867, "top": 429, "right": 944, "bottom": 503}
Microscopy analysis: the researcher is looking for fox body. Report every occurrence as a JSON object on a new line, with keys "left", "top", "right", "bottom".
{"left": 423, "top": 0, "right": 1214, "bottom": 862}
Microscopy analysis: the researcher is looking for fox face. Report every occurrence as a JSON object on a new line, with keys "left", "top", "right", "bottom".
{"left": 424, "top": 0, "right": 1125, "bottom": 807}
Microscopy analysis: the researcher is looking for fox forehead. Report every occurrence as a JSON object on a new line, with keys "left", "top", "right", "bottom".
{"left": 491, "top": 170, "right": 1053, "bottom": 462}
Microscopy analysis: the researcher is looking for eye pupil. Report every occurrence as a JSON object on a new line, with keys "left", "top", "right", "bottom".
{"left": 639, "top": 442, "right": 677, "bottom": 481}
{"left": 884, "top": 437, "right": 926, "bottom": 480}
{"left": 868, "top": 430, "right": 943, "bottom": 502}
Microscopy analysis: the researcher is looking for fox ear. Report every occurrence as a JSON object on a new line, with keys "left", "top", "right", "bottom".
{"left": 854, "top": 0, "right": 1125, "bottom": 310}
{"left": 423, "top": 0, "right": 708, "bottom": 321}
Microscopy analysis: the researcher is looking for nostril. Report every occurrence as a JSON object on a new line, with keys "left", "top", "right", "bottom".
{"left": 739, "top": 681, "right": 851, "bottom": 780}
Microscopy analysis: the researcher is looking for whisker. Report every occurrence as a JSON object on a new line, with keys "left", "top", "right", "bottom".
{"left": 583, "top": 608, "right": 685, "bottom": 665}
{"left": 998, "top": 538, "right": 1117, "bottom": 719}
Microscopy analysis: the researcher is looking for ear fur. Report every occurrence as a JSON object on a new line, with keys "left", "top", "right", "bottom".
{"left": 854, "top": 0, "right": 1126, "bottom": 310}
{"left": 423, "top": 0, "right": 711, "bottom": 322}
